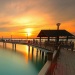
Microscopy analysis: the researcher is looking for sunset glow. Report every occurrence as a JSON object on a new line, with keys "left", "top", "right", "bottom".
{"left": 25, "top": 28, "right": 32, "bottom": 36}
{"left": 0, "top": 0, "right": 75, "bottom": 38}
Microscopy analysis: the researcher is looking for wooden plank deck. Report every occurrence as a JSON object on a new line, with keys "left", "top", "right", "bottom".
{"left": 54, "top": 49, "right": 75, "bottom": 75}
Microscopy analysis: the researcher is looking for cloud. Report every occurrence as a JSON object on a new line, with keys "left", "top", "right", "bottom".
{"left": 0, "top": 28, "right": 9, "bottom": 32}
{"left": 0, "top": 0, "right": 75, "bottom": 21}
{"left": 50, "top": 0, "right": 75, "bottom": 22}
{"left": 0, "top": 0, "right": 75, "bottom": 36}
{"left": 0, "top": 21, "right": 10, "bottom": 25}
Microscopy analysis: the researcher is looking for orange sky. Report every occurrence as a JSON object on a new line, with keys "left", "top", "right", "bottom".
{"left": 0, "top": 0, "right": 75, "bottom": 38}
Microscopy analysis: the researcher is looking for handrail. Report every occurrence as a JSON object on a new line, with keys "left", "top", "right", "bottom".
{"left": 45, "top": 48, "right": 60, "bottom": 75}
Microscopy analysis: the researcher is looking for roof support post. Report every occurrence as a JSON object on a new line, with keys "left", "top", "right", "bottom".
{"left": 48, "top": 37, "right": 50, "bottom": 42}
{"left": 40, "top": 37, "right": 41, "bottom": 46}
{"left": 56, "top": 36, "right": 59, "bottom": 44}
{"left": 66, "top": 36, "right": 68, "bottom": 41}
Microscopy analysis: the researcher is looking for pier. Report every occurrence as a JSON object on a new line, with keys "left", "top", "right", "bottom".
{"left": 0, "top": 39, "right": 51, "bottom": 52}
{"left": 0, "top": 28, "right": 75, "bottom": 75}
{"left": 0, "top": 38, "right": 75, "bottom": 75}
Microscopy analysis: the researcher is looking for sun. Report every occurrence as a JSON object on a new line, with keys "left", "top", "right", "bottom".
{"left": 24, "top": 28, "right": 33, "bottom": 36}
{"left": 27, "top": 33, "right": 31, "bottom": 36}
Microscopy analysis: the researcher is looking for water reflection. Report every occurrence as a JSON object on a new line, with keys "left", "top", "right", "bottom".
{"left": 0, "top": 42, "right": 47, "bottom": 73}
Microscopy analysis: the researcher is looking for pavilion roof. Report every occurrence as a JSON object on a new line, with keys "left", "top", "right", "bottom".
{"left": 37, "top": 30, "right": 74, "bottom": 37}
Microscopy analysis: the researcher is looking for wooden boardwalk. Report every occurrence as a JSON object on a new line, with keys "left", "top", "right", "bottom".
{"left": 54, "top": 49, "right": 75, "bottom": 75}
{"left": 0, "top": 40, "right": 52, "bottom": 53}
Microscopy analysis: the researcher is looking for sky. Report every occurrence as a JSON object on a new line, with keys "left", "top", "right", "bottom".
{"left": 0, "top": 0, "right": 75, "bottom": 38}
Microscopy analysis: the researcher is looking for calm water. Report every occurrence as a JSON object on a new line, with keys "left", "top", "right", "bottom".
{"left": 0, "top": 43, "right": 46, "bottom": 75}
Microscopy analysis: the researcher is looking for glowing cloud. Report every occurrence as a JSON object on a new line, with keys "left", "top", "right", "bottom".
{"left": 0, "top": 0, "right": 75, "bottom": 38}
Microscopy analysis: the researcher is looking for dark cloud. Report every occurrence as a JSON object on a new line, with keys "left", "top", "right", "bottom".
{"left": 51, "top": 0, "right": 75, "bottom": 22}
{"left": 0, "top": 0, "right": 75, "bottom": 19}
{"left": 0, "top": 27, "right": 9, "bottom": 32}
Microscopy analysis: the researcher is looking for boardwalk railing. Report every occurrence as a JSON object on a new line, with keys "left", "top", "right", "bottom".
{"left": 45, "top": 49, "right": 60, "bottom": 75}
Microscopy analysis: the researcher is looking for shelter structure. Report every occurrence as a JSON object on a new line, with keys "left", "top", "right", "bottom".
{"left": 37, "top": 30, "right": 74, "bottom": 44}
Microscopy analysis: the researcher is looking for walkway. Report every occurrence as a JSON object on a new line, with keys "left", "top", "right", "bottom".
{"left": 54, "top": 49, "right": 75, "bottom": 75}
{"left": 0, "top": 40, "right": 53, "bottom": 53}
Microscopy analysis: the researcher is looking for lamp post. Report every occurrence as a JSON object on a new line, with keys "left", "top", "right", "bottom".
{"left": 1, "top": 36, "right": 3, "bottom": 41}
{"left": 11, "top": 35, "right": 12, "bottom": 40}
{"left": 56, "top": 23, "right": 61, "bottom": 45}
{"left": 56, "top": 23, "right": 61, "bottom": 30}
